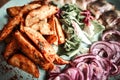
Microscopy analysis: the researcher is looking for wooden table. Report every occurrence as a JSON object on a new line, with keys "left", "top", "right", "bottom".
{"left": 0, "top": 0, "right": 8, "bottom": 7}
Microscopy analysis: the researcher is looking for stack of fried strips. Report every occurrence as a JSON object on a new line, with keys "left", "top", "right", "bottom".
{"left": 0, "top": 0, "right": 69, "bottom": 78}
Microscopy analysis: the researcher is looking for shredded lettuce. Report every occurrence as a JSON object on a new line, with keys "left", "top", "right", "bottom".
{"left": 58, "top": 4, "right": 105, "bottom": 57}
{"left": 59, "top": 4, "right": 83, "bottom": 52}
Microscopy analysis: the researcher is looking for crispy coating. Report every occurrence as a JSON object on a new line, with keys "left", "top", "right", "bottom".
{"left": 14, "top": 31, "right": 44, "bottom": 64}
{"left": 25, "top": 5, "right": 59, "bottom": 27}
{"left": 30, "top": 19, "right": 54, "bottom": 35}
{"left": 0, "top": 3, "right": 41, "bottom": 41}
{"left": 6, "top": 0, "right": 46, "bottom": 17}
{"left": 8, "top": 54, "right": 39, "bottom": 78}
{"left": 23, "top": 27, "right": 69, "bottom": 65}
{"left": 7, "top": 6, "right": 22, "bottom": 17}
{"left": 23, "top": 27, "right": 56, "bottom": 62}
{"left": 54, "top": 17, "right": 65, "bottom": 44}
{"left": 14, "top": 31, "right": 55, "bottom": 71}
{"left": 3, "top": 39, "right": 18, "bottom": 60}
{"left": 46, "top": 16, "right": 58, "bottom": 45}
{"left": 54, "top": 54, "right": 69, "bottom": 65}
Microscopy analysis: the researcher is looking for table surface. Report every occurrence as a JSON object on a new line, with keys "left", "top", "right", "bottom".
{"left": 0, "top": 0, "right": 8, "bottom": 7}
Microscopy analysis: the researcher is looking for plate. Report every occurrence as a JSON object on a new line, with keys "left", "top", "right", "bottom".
{"left": 0, "top": 0, "right": 120, "bottom": 80}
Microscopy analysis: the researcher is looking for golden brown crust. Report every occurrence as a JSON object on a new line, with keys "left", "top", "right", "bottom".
{"left": 54, "top": 17, "right": 65, "bottom": 44}
{"left": 3, "top": 39, "right": 18, "bottom": 60}
{"left": 22, "top": 27, "right": 56, "bottom": 62}
{"left": 22, "top": 27, "right": 69, "bottom": 65}
{"left": 14, "top": 31, "right": 55, "bottom": 71}
{"left": 54, "top": 54, "right": 69, "bottom": 65}
{"left": 46, "top": 16, "right": 58, "bottom": 45}
{"left": 7, "top": 6, "right": 22, "bottom": 17}
{"left": 25, "top": 5, "right": 59, "bottom": 27}
{"left": 14, "top": 31, "right": 44, "bottom": 64}
{"left": 8, "top": 54, "right": 39, "bottom": 78}
{"left": 0, "top": 3, "right": 41, "bottom": 41}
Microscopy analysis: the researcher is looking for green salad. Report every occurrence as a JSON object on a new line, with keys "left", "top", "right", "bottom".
{"left": 57, "top": 4, "right": 105, "bottom": 57}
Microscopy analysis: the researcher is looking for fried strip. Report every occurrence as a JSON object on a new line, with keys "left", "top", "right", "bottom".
{"left": 14, "top": 31, "right": 55, "bottom": 70}
{"left": 3, "top": 39, "right": 18, "bottom": 60}
{"left": 7, "top": 6, "right": 22, "bottom": 17}
{"left": 14, "top": 31, "right": 44, "bottom": 64}
{"left": 22, "top": 27, "right": 56, "bottom": 62}
{"left": 54, "top": 54, "right": 69, "bottom": 65}
{"left": 30, "top": 19, "right": 54, "bottom": 35}
{"left": 6, "top": 0, "right": 45, "bottom": 17}
{"left": 23, "top": 27, "right": 68, "bottom": 65}
{"left": 54, "top": 17, "right": 65, "bottom": 44}
{"left": 8, "top": 54, "right": 39, "bottom": 78}
{"left": 46, "top": 16, "right": 58, "bottom": 45}
{"left": 0, "top": 3, "right": 41, "bottom": 41}
{"left": 4, "top": 33, "right": 14, "bottom": 43}
{"left": 25, "top": 5, "right": 59, "bottom": 27}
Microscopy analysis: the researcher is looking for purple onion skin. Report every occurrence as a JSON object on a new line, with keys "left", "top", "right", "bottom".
{"left": 48, "top": 38, "right": 120, "bottom": 80}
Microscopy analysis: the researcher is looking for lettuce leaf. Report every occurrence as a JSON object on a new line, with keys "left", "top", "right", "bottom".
{"left": 58, "top": 4, "right": 105, "bottom": 57}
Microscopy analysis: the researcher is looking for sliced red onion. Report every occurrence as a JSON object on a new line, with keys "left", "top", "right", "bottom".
{"left": 90, "top": 41, "right": 115, "bottom": 59}
{"left": 53, "top": 73, "right": 72, "bottom": 80}
{"left": 47, "top": 49, "right": 120, "bottom": 80}
{"left": 72, "top": 54, "right": 96, "bottom": 64}
{"left": 48, "top": 66, "right": 61, "bottom": 78}
{"left": 109, "top": 41, "right": 120, "bottom": 63}
{"left": 77, "top": 62, "right": 92, "bottom": 80}
{"left": 65, "top": 68, "right": 84, "bottom": 80}
{"left": 110, "top": 63, "right": 119, "bottom": 75}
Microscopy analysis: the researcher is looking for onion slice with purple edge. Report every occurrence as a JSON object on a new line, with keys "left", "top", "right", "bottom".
{"left": 48, "top": 40, "right": 120, "bottom": 80}
{"left": 53, "top": 73, "right": 72, "bottom": 80}
{"left": 65, "top": 68, "right": 84, "bottom": 80}
{"left": 89, "top": 41, "right": 116, "bottom": 59}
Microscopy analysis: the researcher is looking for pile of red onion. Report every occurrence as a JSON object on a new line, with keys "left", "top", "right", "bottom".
{"left": 47, "top": 30, "right": 120, "bottom": 80}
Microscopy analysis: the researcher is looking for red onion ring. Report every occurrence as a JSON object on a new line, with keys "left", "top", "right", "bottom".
{"left": 90, "top": 41, "right": 115, "bottom": 59}
{"left": 65, "top": 68, "right": 84, "bottom": 80}
{"left": 53, "top": 73, "right": 72, "bottom": 80}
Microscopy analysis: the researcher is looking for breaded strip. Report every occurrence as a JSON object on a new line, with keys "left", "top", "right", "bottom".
{"left": 0, "top": 3, "right": 41, "bottom": 41}
{"left": 3, "top": 39, "right": 18, "bottom": 60}
{"left": 4, "top": 33, "right": 14, "bottom": 43}
{"left": 14, "top": 31, "right": 44, "bottom": 64}
{"left": 7, "top": 6, "right": 22, "bottom": 17}
{"left": 14, "top": 31, "right": 55, "bottom": 70}
{"left": 54, "top": 54, "right": 69, "bottom": 65}
{"left": 25, "top": 5, "right": 59, "bottom": 27}
{"left": 30, "top": 19, "right": 54, "bottom": 35}
{"left": 46, "top": 16, "right": 58, "bottom": 45}
{"left": 54, "top": 17, "right": 65, "bottom": 44}
{"left": 8, "top": 54, "right": 39, "bottom": 78}
{"left": 23, "top": 27, "right": 56, "bottom": 62}
{"left": 6, "top": 0, "right": 45, "bottom": 17}
{"left": 23, "top": 27, "right": 69, "bottom": 65}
